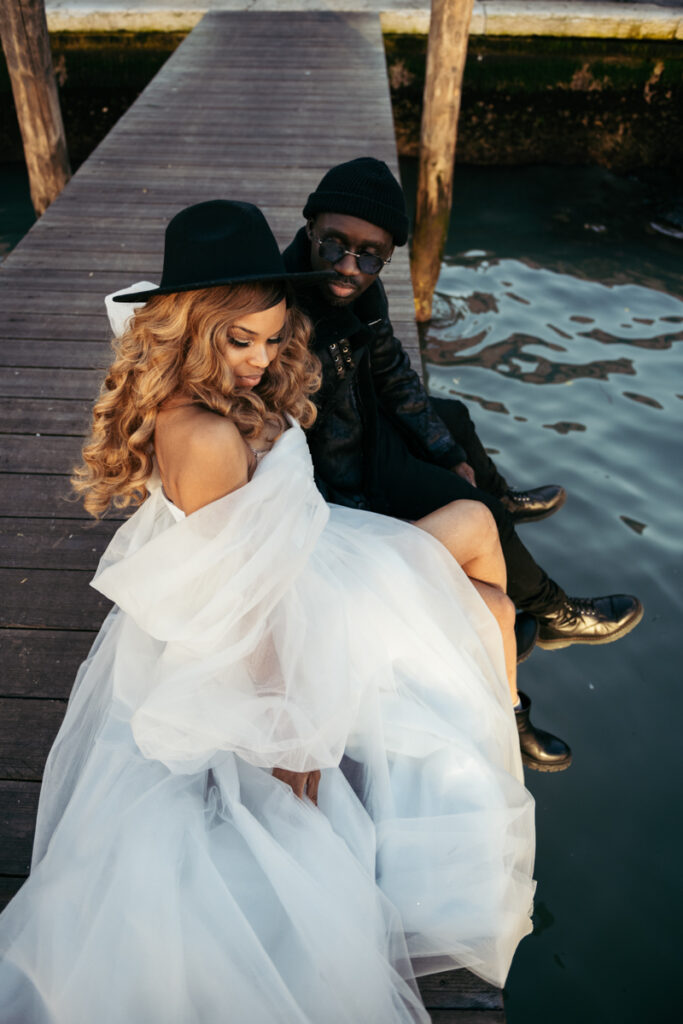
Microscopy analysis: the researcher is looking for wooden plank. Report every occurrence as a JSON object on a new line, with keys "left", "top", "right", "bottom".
{"left": 0, "top": 368, "right": 103, "bottom": 399}
{"left": 1, "top": 269, "right": 141, "bottom": 288}
{"left": 8, "top": 214, "right": 305, "bottom": 241}
{"left": 0, "top": 316, "right": 106, "bottom": 341}
{"left": 0, "top": 274, "right": 417, "bottom": 313}
{"left": 104, "top": 113, "right": 390, "bottom": 132}
{"left": 0, "top": 397, "right": 93, "bottom": 432}
{"left": 0, "top": 341, "right": 108, "bottom": 368}
{"left": 1, "top": 435, "right": 84, "bottom": 474}
{"left": 0, "top": 781, "right": 40, "bottom": 874}
{"left": 0, "top": 698, "right": 66, "bottom": 781}
{"left": 0, "top": 876, "right": 26, "bottom": 912}
{"left": 0, "top": 518, "right": 117, "bottom": 570}
{"left": 68, "top": 162, "right": 337, "bottom": 181}
{"left": 116, "top": 109, "right": 391, "bottom": 129}
{"left": 0, "top": 568, "right": 110, "bottom": 630}
{"left": 0, "top": 475, "right": 88, "bottom": 517}
{"left": 0, "top": 286, "right": 122, "bottom": 309}
{"left": 419, "top": 971, "right": 504, "bottom": 1010}
{"left": 95, "top": 128, "right": 392, "bottom": 147}
{"left": 0, "top": 285, "right": 416, "bottom": 323}
{"left": 0, "top": 628, "right": 96, "bottom": 698}
{"left": 1, "top": 250, "right": 161, "bottom": 272}
{"left": 6, "top": 189, "right": 346, "bottom": 217}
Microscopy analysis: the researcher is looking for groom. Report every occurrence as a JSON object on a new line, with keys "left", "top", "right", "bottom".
{"left": 282, "top": 158, "right": 643, "bottom": 654}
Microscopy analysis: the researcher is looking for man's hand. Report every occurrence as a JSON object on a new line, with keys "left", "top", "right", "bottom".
{"left": 272, "top": 767, "right": 321, "bottom": 805}
{"left": 452, "top": 461, "right": 476, "bottom": 487}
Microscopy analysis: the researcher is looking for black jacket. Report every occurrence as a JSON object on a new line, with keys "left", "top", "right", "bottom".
{"left": 283, "top": 228, "right": 465, "bottom": 507}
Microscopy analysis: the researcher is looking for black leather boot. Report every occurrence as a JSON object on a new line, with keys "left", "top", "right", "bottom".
{"left": 515, "top": 691, "right": 572, "bottom": 773}
{"left": 537, "top": 594, "right": 643, "bottom": 650}
{"left": 515, "top": 611, "right": 538, "bottom": 664}
{"left": 501, "top": 485, "right": 567, "bottom": 523}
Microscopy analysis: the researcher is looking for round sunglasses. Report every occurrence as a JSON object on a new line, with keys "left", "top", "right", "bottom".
{"left": 313, "top": 236, "right": 392, "bottom": 276}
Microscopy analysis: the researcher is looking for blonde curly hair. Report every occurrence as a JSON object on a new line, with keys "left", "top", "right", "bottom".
{"left": 72, "top": 282, "right": 320, "bottom": 518}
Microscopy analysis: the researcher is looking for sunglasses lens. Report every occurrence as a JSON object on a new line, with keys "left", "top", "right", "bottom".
{"left": 319, "top": 240, "right": 345, "bottom": 264}
{"left": 357, "top": 253, "right": 383, "bottom": 275}
{"left": 318, "top": 239, "right": 383, "bottom": 275}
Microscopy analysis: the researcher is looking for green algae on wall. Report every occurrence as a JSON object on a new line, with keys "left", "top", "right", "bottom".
{"left": 384, "top": 34, "right": 683, "bottom": 173}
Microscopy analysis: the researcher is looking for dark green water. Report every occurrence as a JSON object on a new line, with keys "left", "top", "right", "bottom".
{"left": 0, "top": 163, "right": 35, "bottom": 261}
{"left": 3, "top": 160, "right": 683, "bottom": 1020}
{"left": 402, "top": 159, "right": 683, "bottom": 1023}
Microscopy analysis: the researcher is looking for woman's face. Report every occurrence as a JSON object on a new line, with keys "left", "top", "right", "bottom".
{"left": 219, "top": 298, "right": 288, "bottom": 389}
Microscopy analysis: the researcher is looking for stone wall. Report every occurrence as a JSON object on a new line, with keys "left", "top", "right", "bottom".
{"left": 386, "top": 33, "right": 683, "bottom": 172}
{"left": 1, "top": 31, "right": 681, "bottom": 172}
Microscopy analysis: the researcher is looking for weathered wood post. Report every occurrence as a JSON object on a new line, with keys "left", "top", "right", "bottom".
{"left": 0, "top": 0, "right": 71, "bottom": 216}
{"left": 410, "top": 0, "right": 474, "bottom": 322}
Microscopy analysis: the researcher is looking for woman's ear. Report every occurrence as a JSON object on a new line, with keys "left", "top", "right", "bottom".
{"left": 305, "top": 218, "right": 315, "bottom": 241}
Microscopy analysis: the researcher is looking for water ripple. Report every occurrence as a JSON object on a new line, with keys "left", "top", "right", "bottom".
{"left": 427, "top": 330, "right": 636, "bottom": 386}
{"left": 426, "top": 259, "right": 683, "bottom": 392}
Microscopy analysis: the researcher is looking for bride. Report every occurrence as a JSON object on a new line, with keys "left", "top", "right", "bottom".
{"left": 0, "top": 200, "right": 535, "bottom": 1024}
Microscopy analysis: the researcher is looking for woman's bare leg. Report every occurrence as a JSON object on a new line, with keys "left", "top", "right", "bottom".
{"left": 470, "top": 580, "right": 518, "bottom": 704}
{"left": 415, "top": 500, "right": 573, "bottom": 770}
{"left": 415, "top": 500, "right": 518, "bottom": 703}
{"left": 415, "top": 500, "right": 506, "bottom": 590}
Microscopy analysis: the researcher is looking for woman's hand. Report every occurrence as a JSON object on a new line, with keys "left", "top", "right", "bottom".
{"left": 272, "top": 767, "right": 321, "bottom": 805}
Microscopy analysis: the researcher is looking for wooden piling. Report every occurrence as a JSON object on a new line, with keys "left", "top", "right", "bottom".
{"left": 0, "top": 0, "right": 71, "bottom": 216}
{"left": 410, "top": 0, "right": 474, "bottom": 322}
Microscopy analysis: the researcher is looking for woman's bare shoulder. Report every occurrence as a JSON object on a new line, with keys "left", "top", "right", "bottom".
{"left": 156, "top": 406, "right": 249, "bottom": 515}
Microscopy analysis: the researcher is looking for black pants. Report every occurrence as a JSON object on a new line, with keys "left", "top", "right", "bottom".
{"left": 366, "top": 398, "right": 566, "bottom": 616}
{"left": 430, "top": 397, "right": 509, "bottom": 498}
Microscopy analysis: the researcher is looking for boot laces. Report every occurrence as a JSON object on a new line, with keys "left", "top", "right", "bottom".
{"left": 507, "top": 489, "right": 532, "bottom": 504}
{"left": 566, "top": 596, "right": 600, "bottom": 618}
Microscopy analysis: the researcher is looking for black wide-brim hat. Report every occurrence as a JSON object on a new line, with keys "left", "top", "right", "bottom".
{"left": 112, "top": 199, "right": 331, "bottom": 303}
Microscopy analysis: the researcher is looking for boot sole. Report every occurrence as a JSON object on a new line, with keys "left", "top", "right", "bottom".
{"left": 511, "top": 491, "right": 567, "bottom": 524}
{"left": 522, "top": 752, "right": 573, "bottom": 773}
{"left": 537, "top": 602, "right": 644, "bottom": 651}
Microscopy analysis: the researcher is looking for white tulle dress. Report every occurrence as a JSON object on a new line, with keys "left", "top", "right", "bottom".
{"left": 0, "top": 420, "right": 535, "bottom": 1024}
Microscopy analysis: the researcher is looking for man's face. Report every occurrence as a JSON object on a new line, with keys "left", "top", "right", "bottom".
{"left": 306, "top": 213, "right": 394, "bottom": 307}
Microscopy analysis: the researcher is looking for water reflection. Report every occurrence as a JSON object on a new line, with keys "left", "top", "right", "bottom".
{"left": 424, "top": 257, "right": 683, "bottom": 392}
{"left": 620, "top": 515, "right": 648, "bottom": 535}
{"left": 580, "top": 325, "right": 683, "bottom": 351}
{"left": 542, "top": 421, "right": 587, "bottom": 435}
{"left": 623, "top": 391, "right": 664, "bottom": 410}
{"left": 449, "top": 390, "right": 509, "bottom": 415}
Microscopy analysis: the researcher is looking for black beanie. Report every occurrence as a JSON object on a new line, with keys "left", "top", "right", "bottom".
{"left": 303, "top": 157, "right": 409, "bottom": 246}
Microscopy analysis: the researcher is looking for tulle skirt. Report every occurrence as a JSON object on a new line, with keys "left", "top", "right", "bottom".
{"left": 0, "top": 699, "right": 532, "bottom": 1024}
{"left": 0, "top": 428, "right": 535, "bottom": 1022}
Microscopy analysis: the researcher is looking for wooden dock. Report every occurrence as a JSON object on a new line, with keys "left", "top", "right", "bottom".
{"left": 0, "top": 11, "right": 503, "bottom": 1021}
